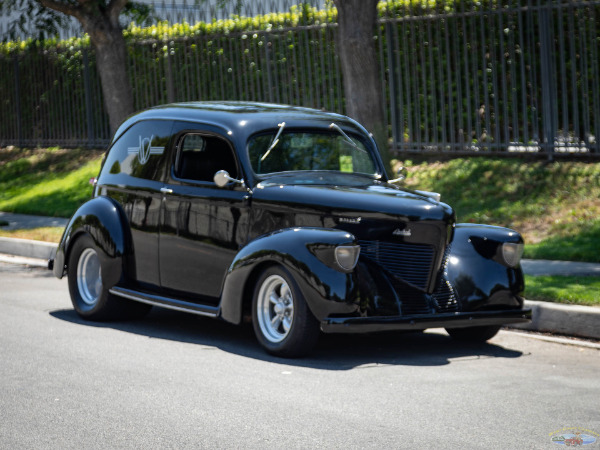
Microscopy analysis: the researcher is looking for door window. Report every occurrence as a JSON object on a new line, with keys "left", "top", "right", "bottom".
{"left": 175, "top": 133, "right": 238, "bottom": 183}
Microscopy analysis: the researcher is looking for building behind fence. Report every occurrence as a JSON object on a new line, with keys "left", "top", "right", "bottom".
{"left": 1, "top": 0, "right": 599, "bottom": 159}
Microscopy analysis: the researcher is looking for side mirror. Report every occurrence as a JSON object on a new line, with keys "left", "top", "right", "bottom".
{"left": 388, "top": 166, "right": 408, "bottom": 184}
{"left": 214, "top": 170, "right": 244, "bottom": 188}
{"left": 214, "top": 170, "right": 232, "bottom": 188}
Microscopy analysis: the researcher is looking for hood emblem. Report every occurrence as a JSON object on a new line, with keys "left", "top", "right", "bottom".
{"left": 339, "top": 217, "right": 362, "bottom": 224}
{"left": 393, "top": 228, "right": 412, "bottom": 237}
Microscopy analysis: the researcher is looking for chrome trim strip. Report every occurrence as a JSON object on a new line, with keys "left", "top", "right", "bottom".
{"left": 110, "top": 287, "right": 219, "bottom": 318}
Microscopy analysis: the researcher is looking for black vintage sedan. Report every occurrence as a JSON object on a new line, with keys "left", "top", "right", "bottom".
{"left": 51, "top": 102, "right": 531, "bottom": 357}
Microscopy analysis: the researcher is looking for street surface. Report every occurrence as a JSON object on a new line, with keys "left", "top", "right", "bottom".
{"left": 1, "top": 262, "right": 598, "bottom": 449}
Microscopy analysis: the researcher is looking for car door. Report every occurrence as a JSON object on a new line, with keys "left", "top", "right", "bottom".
{"left": 159, "top": 122, "right": 250, "bottom": 303}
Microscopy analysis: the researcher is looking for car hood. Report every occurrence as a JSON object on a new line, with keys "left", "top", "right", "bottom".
{"left": 252, "top": 182, "right": 455, "bottom": 223}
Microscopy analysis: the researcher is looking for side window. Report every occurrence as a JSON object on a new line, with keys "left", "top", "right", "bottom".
{"left": 175, "top": 133, "right": 238, "bottom": 183}
{"left": 102, "top": 120, "right": 173, "bottom": 181}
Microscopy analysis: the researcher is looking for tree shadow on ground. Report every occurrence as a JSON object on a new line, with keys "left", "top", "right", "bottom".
{"left": 50, "top": 306, "right": 525, "bottom": 370}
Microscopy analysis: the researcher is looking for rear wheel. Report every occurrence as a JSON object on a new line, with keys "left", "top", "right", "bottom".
{"left": 252, "top": 266, "right": 319, "bottom": 357}
{"left": 68, "top": 234, "right": 150, "bottom": 321}
{"left": 446, "top": 325, "right": 501, "bottom": 342}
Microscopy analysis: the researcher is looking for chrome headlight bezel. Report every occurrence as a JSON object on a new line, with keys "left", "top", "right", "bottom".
{"left": 334, "top": 245, "right": 361, "bottom": 272}
{"left": 501, "top": 242, "right": 524, "bottom": 268}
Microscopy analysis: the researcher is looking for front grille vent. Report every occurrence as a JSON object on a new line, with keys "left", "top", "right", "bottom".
{"left": 358, "top": 240, "right": 435, "bottom": 291}
{"left": 432, "top": 279, "right": 459, "bottom": 312}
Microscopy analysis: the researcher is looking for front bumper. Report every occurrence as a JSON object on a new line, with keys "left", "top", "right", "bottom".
{"left": 321, "top": 308, "right": 532, "bottom": 334}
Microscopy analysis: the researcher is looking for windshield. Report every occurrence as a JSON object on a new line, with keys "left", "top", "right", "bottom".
{"left": 248, "top": 130, "right": 379, "bottom": 179}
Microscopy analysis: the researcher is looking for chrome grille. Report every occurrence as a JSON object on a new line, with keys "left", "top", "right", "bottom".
{"left": 358, "top": 240, "right": 435, "bottom": 291}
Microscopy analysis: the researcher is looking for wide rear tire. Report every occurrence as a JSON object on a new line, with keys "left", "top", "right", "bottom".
{"left": 67, "top": 234, "right": 150, "bottom": 321}
{"left": 252, "top": 266, "right": 320, "bottom": 357}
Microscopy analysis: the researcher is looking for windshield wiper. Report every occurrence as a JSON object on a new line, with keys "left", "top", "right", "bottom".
{"left": 329, "top": 123, "right": 367, "bottom": 154}
{"left": 260, "top": 122, "right": 286, "bottom": 162}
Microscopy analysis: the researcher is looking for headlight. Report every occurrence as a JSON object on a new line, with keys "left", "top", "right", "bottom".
{"left": 502, "top": 242, "right": 524, "bottom": 267}
{"left": 335, "top": 245, "right": 360, "bottom": 271}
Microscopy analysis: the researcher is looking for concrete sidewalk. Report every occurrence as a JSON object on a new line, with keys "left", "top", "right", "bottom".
{"left": 0, "top": 212, "right": 69, "bottom": 230}
{"left": 1, "top": 212, "right": 599, "bottom": 341}
{"left": 521, "top": 259, "right": 600, "bottom": 277}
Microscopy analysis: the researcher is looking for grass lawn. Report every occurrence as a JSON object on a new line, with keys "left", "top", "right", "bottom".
{"left": 400, "top": 157, "right": 600, "bottom": 263}
{"left": 0, "top": 147, "right": 103, "bottom": 217}
{"left": 524, "top": 275, "right": 600, "bottom": 307}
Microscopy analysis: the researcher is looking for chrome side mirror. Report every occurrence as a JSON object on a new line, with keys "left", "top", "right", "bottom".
{"left": 388, "top": 166, "right": 408, "bottom": 184}
{"left": 214, "top": 170, "right": 244, "bottom": 188}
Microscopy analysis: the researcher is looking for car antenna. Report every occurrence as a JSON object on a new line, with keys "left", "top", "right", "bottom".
{"left": 261, "top": 122, "right": 286, "bottom": 162}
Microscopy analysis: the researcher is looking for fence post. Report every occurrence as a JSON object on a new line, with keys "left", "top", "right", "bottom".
{"left": 13, "top": 54, "right": 22, "bottom": 147}
{"left": 82, "top": 49, "right": 94, "bottom": 148}
{"left": 166, "top": 51, "right": 175, "bottom": 103}
{"left": 385, "top": 21, "right": 399, "bottom": 151}
{"left": 539, "top": 6, "right": 557, "bottom": 161}
{"left": 264, "top": 33, "right": 274, "bottom": 103}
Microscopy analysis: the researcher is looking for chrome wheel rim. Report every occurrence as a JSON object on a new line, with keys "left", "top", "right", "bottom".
{"left": 256, "top": 274, "right": 294, "bottom": 343}
{"left": 76, "top": 248, "right": 102, "bottom": 306}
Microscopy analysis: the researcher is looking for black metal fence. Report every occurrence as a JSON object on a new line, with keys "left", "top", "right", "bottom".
{"left": 1, "top": 0, "right": 599, "bottom": 159}
{"left": 382, "top": 0, "right": 600, "bottom": 158}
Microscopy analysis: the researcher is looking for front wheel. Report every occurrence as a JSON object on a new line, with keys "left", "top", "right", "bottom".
{"left": 67, "top": 234, "right": 150, "bottom": 321}
{"left": 252, "top": 266, "right": 320, "bottom": 357}
{"left": 445, "top": 325, "right": 501, "bottom": 342}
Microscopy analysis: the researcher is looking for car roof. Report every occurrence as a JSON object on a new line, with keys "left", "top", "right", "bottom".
{"left": 112, "top": 101, "right": 368, "bottom": 144}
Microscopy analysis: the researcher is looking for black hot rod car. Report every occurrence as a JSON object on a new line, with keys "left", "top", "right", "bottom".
{"left": 51, "top": 102, "right": 531, "bottom": 357}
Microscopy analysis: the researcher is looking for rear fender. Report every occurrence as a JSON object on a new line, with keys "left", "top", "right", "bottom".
{"left": 446, "top": 224, "right": 525, "bottom": 311}
{"left": 53, "top": 196, "right": 132, "bottom": 288}
{"left": 220, "top": 228, "right": 360, "bottom": 325}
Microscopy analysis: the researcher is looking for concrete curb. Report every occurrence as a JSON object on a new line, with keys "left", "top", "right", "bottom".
{"left": 509, "top": 300, "right": 600, "bottom": 340}
{"left": 0, "top": 237, "right": 56, "bottom": 260}
{"left": 0, "top": 253, "right": 49, "bottom": 268}
{"left": 0, "top": 236, "right": 598, "bottom": 341}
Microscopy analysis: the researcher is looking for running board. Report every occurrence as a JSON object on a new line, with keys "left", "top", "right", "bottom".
{"left": 109, "top": 286, "right": 219, "bottom": 318}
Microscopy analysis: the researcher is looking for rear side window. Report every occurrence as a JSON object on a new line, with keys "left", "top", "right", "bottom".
{"left": 102, "top": 120, "right": 173, "bottom": 181}
{"left": 174, "top": 133, "right": 238, "bottom": 183}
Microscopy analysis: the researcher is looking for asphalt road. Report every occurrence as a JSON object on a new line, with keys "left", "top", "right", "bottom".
{"left": 1, "top": 262, "right": 599, "bottom": 449}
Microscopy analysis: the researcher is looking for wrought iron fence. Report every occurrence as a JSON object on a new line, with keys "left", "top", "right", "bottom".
{"left": 380, "top": 0, "right": 600, "bottom": 158}
{"left": 1, "top": 0, "right": 599, "bottom": 159}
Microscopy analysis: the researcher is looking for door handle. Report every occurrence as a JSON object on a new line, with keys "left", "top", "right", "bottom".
{"left": 160, "top": 187, "right": 173, "bottom": 194}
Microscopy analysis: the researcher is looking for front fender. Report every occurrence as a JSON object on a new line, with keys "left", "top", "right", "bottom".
{"left": 446, "top": 224, "right": 525, "bottom": 311}
{"left": 220, "top": 228, "right": 360, "bottom": 325}
{"left": 53, "top": 196, "right": 132, "bottom": 288}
